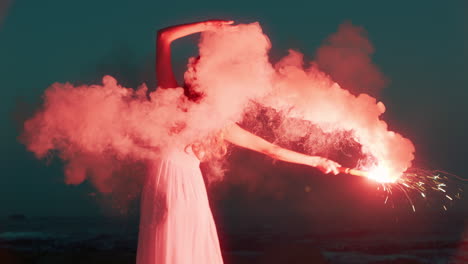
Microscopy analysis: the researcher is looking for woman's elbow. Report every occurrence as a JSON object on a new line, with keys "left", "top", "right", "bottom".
{"left": 157, "top": 29, "right": 171, "bottom": 43}
{"left": 157, "top": 28, "right": 164, "bottom": 37}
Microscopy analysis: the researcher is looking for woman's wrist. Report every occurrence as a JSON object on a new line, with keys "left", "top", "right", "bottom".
{"left": 158, "top": 20, "right": 233, "bottom": 43}
{"left": 158, "top": 22, "right": 205, "bottom": 43}
{"left": 308, "top": 156, "right": 323, "bottom": 167}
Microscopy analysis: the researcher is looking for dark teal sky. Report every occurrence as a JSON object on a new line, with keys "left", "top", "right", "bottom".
{"left": 1, "top": 0, "right": 467, "bottom": 218}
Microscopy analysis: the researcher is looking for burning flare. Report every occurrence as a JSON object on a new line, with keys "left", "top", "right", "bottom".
{"left": 339, "top": 165, "right": 397, "bottom": 183}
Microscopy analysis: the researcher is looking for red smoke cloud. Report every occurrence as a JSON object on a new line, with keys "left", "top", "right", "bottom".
{"left": 262, "top": 49, "right": 414, "bottom": 179}
{"left": 315, "top": 22, "right": 387, "bottom": 97}
{"left": 21, "top": 22, "right": 415, "bottom": 193}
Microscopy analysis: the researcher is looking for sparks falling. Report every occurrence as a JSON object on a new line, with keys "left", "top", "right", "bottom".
{"left": 343, "top": 167, "right": 464, "bottom": 212}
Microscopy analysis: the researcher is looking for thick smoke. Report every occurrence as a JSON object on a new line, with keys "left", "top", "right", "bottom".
{"left": 21, "top": 77, "right": 241, "bottom": 189}
{"left": 184, "top": 23, "right": 273, "bottom": 130}
{"left": 263, "top": 50, "right": 414, "bottom": 179}
{"left": 22, "top": 22, "right": 415, "bottom": 193}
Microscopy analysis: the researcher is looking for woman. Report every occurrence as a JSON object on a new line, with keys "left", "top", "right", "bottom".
{"left": 136, "top": 19, "right": 341, "bottom": 264}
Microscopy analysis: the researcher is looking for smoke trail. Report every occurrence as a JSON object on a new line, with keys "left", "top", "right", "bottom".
{"left": 21, "top": 22, "right": 415, "bottom": 195}
{"left": 0, "top": 0, "right": 12, "bottom": 29}
{"left": 315, "top": 22, "right": 387, "bottom": 97}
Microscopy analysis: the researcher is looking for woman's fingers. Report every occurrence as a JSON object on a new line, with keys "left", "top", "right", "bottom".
{"left": 320, "top": 159, "right": 341, "bottom": 175}
{"left": 331, "top": 165, "right": 339, "bottom": 175}
{"left": 311, "top": 157, "right": 341, "bottom": 175}
{"left": 330, "top": 161, "right": 341, "bottom": 175}
{"left": 203, "top": 20, "right": 235, "bottom": 31}
{"left": 207, "top": 19, "right": 234, "bottom": 24}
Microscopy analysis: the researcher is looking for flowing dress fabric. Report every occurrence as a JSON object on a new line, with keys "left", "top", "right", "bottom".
{"left": 136, "top": 149, "right": 223, "bottom": 264}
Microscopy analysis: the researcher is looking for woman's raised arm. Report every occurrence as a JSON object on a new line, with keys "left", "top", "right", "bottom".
{"left": 156, "top": 20, "right": 233, "bottom": 88}
{"left": 223, "top": 123, "right": 341, "bottom": 175}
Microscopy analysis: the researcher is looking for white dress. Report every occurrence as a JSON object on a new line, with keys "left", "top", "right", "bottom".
{"left": 136, "top": 148, "right": 223, "bottom": 264}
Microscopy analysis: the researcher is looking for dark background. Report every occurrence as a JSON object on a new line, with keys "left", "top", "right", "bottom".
{"left": 1, "top": 0, "right": 467, "bottom": 239}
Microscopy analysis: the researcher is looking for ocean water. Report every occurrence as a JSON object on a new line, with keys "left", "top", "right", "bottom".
{"left": 1, "top": 216, "right": 467, "bottom": 264}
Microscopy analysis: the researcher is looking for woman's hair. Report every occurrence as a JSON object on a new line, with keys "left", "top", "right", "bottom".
{"left": 190, "top": 130, "right": 227, "bottom": 161}
{"left": 187, "top": 130, "right": 228, "bottom": 184}
{"left": 183, "top": 56, "right": 229, "bottom": 183}
{"left": 182, "top": 56, "right": 204, "bottom": 102}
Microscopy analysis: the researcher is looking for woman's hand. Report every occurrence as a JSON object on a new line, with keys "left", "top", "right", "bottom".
{"left": 201, "top": 19, "right": 234, "bottom": 31}
{"left": 309, "top": 157, "right": 341, "bottom": 175}
{"left": 158, "top": 20, "right": 234, "bottom": 43}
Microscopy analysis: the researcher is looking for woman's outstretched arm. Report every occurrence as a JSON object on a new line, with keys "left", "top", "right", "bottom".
{"left": 156, "top": 20, "right": 233, "bottom": 88}
{"left": 223, "top": 123, "right": 341, "bottom": 174}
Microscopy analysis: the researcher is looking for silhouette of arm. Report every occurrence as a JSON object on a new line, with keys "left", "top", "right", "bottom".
{"left": 223, "top": 123, "right": 341, "bottom": 174}
{"left": 156, "top": 20, "right": 233, "bottom": 88}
